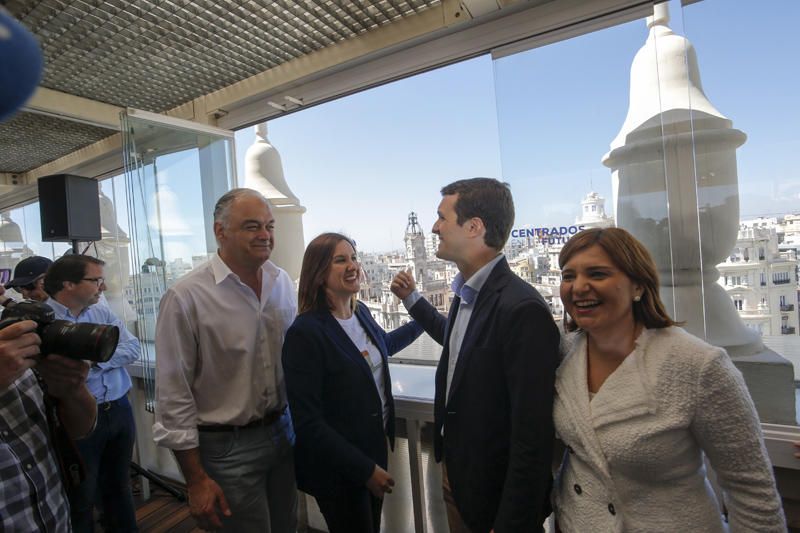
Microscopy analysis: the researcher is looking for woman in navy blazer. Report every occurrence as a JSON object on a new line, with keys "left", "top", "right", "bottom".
{"left": 282, "top": 233, "right": 423, "bottom": 533}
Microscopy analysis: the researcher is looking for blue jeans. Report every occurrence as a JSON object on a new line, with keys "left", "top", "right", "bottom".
{"left": 71, "top": 394, "right": 138, "bottom": 533}
{"left": 198, "top": 409, "right": 297, "bottom": 532}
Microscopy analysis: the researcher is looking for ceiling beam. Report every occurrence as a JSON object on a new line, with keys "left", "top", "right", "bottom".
{"left": 461, "top": 0, "right": 504, "bottom": 18}
{"left": 22, "top": 87, "right": 123, "bottom": 131}
{"left": 200, "top": 0, "right": 470, "bottom": 118}
{"left": 24, "top": 133, "right": 122, "bottom": 182}
{"left": 215, "top": 0, "right": 651, "bottom": 129}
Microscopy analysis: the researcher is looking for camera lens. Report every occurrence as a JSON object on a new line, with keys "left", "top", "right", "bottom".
{"left": 39, "top": 320, "right": 120, "bottom": 363}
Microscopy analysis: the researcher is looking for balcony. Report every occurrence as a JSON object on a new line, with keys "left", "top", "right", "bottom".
{"left": 781, "top": 326, "right": 796, "bottom": 335}
{"left": 781, "top": 304, "right": 795, "bottom": 312}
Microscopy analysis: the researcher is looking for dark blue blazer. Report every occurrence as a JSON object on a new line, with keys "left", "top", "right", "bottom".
{"left": 408, "top": 258, "right": 559, "bottom": 533}
{"left": 282, "top": 301, "right": 423, "bottom": 497}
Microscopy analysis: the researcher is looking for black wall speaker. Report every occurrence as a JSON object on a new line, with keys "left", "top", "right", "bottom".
{"left": 38, "top": 174, "right": 102, "bottom": 242}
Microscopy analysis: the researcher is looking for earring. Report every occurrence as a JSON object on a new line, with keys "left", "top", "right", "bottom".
{"left": 633, "top": 295, "right": 641, "bottom": 302}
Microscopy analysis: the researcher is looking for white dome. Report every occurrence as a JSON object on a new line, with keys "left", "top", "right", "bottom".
{"left": 244, "top": 123, "right": 299, "bottom": 205}
{"left": 608, "top": 3, "right": 726, "bottom": 152}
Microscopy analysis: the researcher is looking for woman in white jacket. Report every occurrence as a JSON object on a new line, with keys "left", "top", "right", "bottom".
{"left": 554, "top": 227, "right": 785, "bottom": 532}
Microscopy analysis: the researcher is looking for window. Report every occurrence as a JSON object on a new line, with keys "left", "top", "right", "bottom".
{"left": 774, "top": 272, "right": 790, "bottom": 284}
{"left": 492, "top": 0, "right": 800, "bottom": 425}
{"left": 0, "top": 203, "right": 71, "bottom": 302}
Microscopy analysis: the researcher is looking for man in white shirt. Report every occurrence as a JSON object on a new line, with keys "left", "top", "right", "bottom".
{"left": 153, "top": 188, "right": 298, "bottom": 532}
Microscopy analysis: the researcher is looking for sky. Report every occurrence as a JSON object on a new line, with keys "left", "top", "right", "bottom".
{"left": 227, "top": 0, "right": 800, "bottom": 253}
{"left": 234, "top": 55, "right": 501, "bottom": 253}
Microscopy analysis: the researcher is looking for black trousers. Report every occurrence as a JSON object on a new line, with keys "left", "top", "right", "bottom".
{"left": 316, "top": 486, "right": 383, "bottom": 533}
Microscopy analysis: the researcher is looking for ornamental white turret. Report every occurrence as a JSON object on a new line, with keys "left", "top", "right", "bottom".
{"left": 243, "top": 123, "right": 306, "bottom": 280}
{"left": 602, "top": 3, "right": 793, "bottom": 423}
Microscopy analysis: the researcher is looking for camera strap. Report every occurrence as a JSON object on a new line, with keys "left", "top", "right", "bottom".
{"left": 34, "top": 370, "right": 87, "bottom": 491}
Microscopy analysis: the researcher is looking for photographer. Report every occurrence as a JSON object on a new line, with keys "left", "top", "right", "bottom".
{"left": 4, "top": 256, "right": 53, "bottom": 302}
{"left": 44, "top": 254, "right": 141, "bottom": 533}
{"left": 0, "top": 319, "right": 96, "bottom": 531}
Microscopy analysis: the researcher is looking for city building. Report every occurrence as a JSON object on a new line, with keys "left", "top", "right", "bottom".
{"left": 576, "top": 191, "right": 614, "bottom": 229}
{"left": 718, "top": 224, "right": 800, "bottom": 336}
{"left": 404, "top": 211, "right": 428, "bottom": 288}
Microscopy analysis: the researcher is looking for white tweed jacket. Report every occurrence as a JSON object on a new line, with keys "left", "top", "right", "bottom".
{"left": 553, "top": 326, "right": 785, "bottom": 533}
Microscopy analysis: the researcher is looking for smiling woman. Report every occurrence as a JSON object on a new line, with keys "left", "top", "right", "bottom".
{"left": 559, "top": 227, "right": 675, "bottom": 340}
{"left": 324, "top": 239, "right": 362, "bottom": 312}
{"left": 552, "top": 227, "right": 785, "bottom": 532}
{"left": 283, "top": 232, "right": 423, "bottom": 533}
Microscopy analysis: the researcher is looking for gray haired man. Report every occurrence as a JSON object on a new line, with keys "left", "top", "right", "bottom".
{"left": 154, "top": 188, "right": 298, "bottom": 532}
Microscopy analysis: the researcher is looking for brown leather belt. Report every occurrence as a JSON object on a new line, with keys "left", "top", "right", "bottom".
{"left": 197, "top": 406, "right": 287, "bottom": 433}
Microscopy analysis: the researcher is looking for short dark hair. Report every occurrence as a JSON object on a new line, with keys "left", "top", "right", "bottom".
{"left": 441, "top": 178, "right": 514, "bottom": 250}
{"left": 558, "top": 227, "right": 677, "bottom": 331}
{"left": 44, "top": 255, "right": 105, "bottom": 297}
{"left": 298, "top": 233, "right": 357, "bottom": 314}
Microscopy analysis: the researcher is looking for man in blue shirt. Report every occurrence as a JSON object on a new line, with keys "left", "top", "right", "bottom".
{"left": 43, "top": 254, "right": 141, "bottom": 533}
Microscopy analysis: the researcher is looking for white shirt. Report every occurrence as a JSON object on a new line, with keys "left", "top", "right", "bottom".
{"left": 335, "top": 314, "right": 389, "bottom": 426}
{"left": 152, "top": 253, "right": 297, "bottom": 450}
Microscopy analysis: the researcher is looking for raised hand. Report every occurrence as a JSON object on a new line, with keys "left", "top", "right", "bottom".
{"left": 390, "top": 270, "right": 416, "bottom": 300}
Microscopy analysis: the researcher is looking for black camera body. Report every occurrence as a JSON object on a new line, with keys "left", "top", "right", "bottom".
{"left": 0, "top": 300, "right": 119, "bottom": 363}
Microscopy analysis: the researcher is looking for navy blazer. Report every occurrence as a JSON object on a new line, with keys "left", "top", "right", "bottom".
{"left": 282, "top": 301, "right": 423, "bottom": 497}
{"left": 409, "top": 258, "right": 560, "bottom": 533}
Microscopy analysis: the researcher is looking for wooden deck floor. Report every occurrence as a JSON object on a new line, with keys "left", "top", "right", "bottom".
{"left": 133, "top": 482, "right": 200, "bottom": 533}
{"left": 136, "top": 495, "right": 198, "bottom": 533}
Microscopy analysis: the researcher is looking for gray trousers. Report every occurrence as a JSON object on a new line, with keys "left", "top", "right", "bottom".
{"left": 198, "top": 410, "right": 297, "bottom": 532}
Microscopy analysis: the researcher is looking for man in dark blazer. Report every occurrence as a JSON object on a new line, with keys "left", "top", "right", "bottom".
{"left": 391, "top": 178, "right": 559, "bottom": 533}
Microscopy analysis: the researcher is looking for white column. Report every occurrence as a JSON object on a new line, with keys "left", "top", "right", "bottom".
{"left": 244, "top": 123, "right": 306, "bottom": 281}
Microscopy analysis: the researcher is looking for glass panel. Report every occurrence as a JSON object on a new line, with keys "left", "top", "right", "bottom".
{"left": 492, "top": 10, "right": 669, "bottom": 319}
{"left": 93, "top": 173, "right": 138, "bottom": 329}
{"left": 0, "top": 202, "right": 71, "bottom": 299}
{"left": 681, "top": 0, "right": 800, "bottom": 425}
{"left": 491, "top": 0, "right": 799, "bottom": 426}
{"left": 121, "top": 110, "right": 235, "bottom": 410}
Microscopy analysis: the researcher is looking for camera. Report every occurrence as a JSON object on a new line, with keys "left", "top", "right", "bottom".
{"left": 0, "top": 300, "right": 119, "bottom": 363}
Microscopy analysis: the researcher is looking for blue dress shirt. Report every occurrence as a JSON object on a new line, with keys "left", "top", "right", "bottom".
{"left": 44, "top": 298, "right": 141, "bottom": 403}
